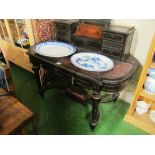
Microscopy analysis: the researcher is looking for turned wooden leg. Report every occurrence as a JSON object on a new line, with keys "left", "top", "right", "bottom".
{"left": 89, "top": 92, "right": 101, "bottom": 128}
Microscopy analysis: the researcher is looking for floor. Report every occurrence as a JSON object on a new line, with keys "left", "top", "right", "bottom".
{"left": 10, "top": 64, "right": 148, "bottom": 135}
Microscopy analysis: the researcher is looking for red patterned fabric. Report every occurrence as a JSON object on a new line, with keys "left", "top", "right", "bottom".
{"left": 74, "top": 23, "right": 102, "bottom": 39}
{"left": 32, "top": 19, "right": 55, "bottom": 43}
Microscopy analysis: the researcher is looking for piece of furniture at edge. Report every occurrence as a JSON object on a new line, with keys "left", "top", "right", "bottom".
{"left": 0, "top": 87, "right": 33, "bottom": 135}
{"left": 27, "top": 46, "right": 139, "bottom": 128}
{"left": 124, "top": 33, "right": 155, "bottom": 134}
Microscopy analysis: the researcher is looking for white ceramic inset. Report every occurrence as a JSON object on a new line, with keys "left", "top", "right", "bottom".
{"left": 136, "top": 101, "right": 151, "bottom": 109}
{"left": 144, "top": 76, "right": 155, "bottom": 94}
{"left": 136, "top": 107, "right": 148, "bottom": 115}
{"left": 148, "top": 68, "right": 155, "bottom": 79}
{"left": 150, "top": 110, "right": 155, "bottom": 122}
{"left": 34, "top": 41, "right": 76, "bottom": 58}
{"left": 70, "top": 52, "right": 114, "bottom": 72}
{"left": 135, "top": 101, "right": 151, "bottom": 115}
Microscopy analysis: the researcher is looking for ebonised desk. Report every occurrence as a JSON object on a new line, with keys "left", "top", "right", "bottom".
{"left": 27, "top": 48, "right": 139, "bottom": 127}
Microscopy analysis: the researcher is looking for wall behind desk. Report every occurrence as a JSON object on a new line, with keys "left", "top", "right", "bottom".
{"left": 112, "top": 19, "right": 155, "bottom": 65}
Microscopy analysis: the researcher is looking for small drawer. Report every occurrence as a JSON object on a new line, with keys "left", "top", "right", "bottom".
{"left": 56, "top": 30, "right": 69, "bottom": 36}
{"left": 86, "top": 39, "right": 102, "bottom": 50}
{"left": 102, "top": 40, "right": 123, "bottom": 51}
{"left": 75, "top": 78, "right": 91, "bottom": 89}
{"left": 102, "top": 83, "right": 121, "bottom": 92}
{"left": 103, "top": 32, "right": 124, "bottom": 43}
{"left": 72, "top": 36, "right": 86, "bottom": 47}
{"left": 55, "top": 23, "right": 69, "bottom": 31}
{"left": 75, "top": 78, "right": 100, "bottom": 92}
{"left": 56, "top": 35, "right": 70, "bottom": 43}
{"left": 102, "top": 48, "right": 121, "bottom": 58}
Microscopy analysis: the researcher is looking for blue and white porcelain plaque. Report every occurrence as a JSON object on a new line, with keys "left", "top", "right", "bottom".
{"left": 70, "top": 52, "right": 114, "bottom": 72}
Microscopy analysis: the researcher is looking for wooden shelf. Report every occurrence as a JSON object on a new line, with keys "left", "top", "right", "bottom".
{"left": 140, "top": 89, "right": 155, "bottom": 102}
{"left": 124, "top": 34, "right": 155, "bottom": 134}
{"left": 150, "top": 62, "right": 155, "bottom": 68}
{"left": 124, "top": 111, "right": 155, "bottom": 134}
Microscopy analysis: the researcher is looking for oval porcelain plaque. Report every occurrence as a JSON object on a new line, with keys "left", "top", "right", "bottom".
{"left": 70, "top": 52, "right": 114, "bottom": 72}
{"left": 34, "top": 41, "right": 76, "bottom": 57}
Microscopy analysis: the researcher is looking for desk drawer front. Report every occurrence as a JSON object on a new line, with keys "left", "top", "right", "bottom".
{"left": 102, "top": 83, "right": 122, "bottom": 92}
{"left": 102, "top": 48, "right": 121, "bottom": 58}
{"left": 102, "top": 40, "right": 123, "bottom": 51}
{"left": 75, "top": 78, "right": 101, "bottom": 92}
{"left": 103, "top": 32, "right": 124, "bottom": 43}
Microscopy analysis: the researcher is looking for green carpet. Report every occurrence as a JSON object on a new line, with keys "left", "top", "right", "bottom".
{"left": 10, "top": 64, "right": 148, "bottom": 135}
